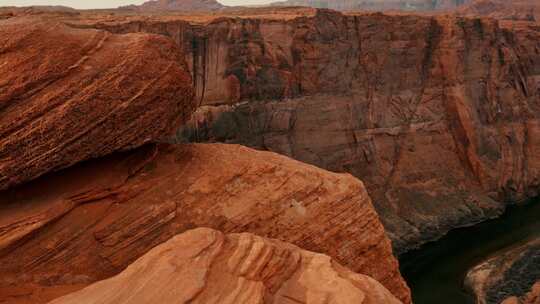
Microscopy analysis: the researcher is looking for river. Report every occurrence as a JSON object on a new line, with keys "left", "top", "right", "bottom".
{"left": 399, "top": 198, "right": 540, "bottom": 304}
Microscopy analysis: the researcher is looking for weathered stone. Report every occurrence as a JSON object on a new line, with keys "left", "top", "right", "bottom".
{"left": 0, "top": 143, "right": 410, "bottom": 303}
{"left": 48, "top": 228, "right": 402, "bottom": 304}
{"left": 0, "top": 17, "right": 195, "bottom": 191}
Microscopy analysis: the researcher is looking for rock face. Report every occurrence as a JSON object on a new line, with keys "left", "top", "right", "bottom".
{"left": 48, "top": 228, "right": 402, "bottom": 304}
{"left": 0, "top": 143, "right": 410, "bottom": 303}
{"left": 135, "top": 10, "right": 539, "bottom": 253}
{"left": 465, "top": 238, "right": 540, "bottom": 304}
{"left": 68, "top": 8, "right": 540, "bottom": 253}
{"left": 127, "top": 0, "right": 224, "bottom": 11}
{"left": 0, "top": 17, "right": 195, "bottom": 191}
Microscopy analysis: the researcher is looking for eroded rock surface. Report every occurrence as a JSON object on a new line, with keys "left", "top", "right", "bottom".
{"left": 56, "top": 8, "right": 540, "bottom": 253}
{"left": 166, "top": 11, "right": 539, "bottom": 252}
{"left": 0, "top": 143, "right": 410, "bottom": 303}
{"left": 48, "top": 228, "right": 402, "bottom": 304}
{"left": 465, "top": 238, "right": 540, "bottom": 304}
{"left": 0, "top": 17, "right": 195, "bottom": 191}
{"left": 11, "top": 7, "right": 540, "bottom": 254}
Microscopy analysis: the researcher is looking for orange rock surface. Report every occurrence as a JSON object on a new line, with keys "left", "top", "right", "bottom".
{"left": 0, "top": 143, "right": 410, "bottom": 303}
{"left": 97, "top": 8, "right": 538, "bottom": 252}
{"left": 0, "top": 17, "right": 195, "bottom": 191}
{"left": 48, "top": 227, "right": 402, "bottom": 304}
{"left": 7, "top": 5, "right": 538, "bottom": 253}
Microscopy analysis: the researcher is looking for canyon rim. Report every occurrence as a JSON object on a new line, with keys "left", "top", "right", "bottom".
{"left": 0, "top": 0, "right": 539, "bottom": 303}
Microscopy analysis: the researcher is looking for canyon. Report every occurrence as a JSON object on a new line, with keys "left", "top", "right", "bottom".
{"left": 58, "top": 6, "right": 540, "bottom": 253}
{"left": 0, "top": 1, "right": 538, "bottom": 303}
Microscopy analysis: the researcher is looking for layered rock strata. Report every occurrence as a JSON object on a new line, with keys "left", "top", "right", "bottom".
{"left": 49, "top": 228, "right": 402, "bottom": 304}
{"left": 0, "top": 17, "right": 195, "bottom": 191}
{"left": 63, "top": 8, "right": 540, "bottom": 253}
{"left": 0, "top": 143, "right": 410, "bottom": 303}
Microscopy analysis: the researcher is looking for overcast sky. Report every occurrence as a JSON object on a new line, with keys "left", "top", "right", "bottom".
{"left": 0, "top": 0, "right": 274, "bottom": 9}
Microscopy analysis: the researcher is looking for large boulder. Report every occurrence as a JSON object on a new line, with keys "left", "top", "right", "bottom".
{"left": 0, "top": 143, "right": 410, "bottom": 303}
{"left": 48, "top": 227, "right": 402, "bottom": 304}
{"left": 0, "top": 17, "right": 195, "bottom": 191}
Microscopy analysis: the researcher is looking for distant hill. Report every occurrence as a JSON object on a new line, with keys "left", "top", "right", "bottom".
{"left": 123, "top": 0, "right": 225, "bottom": 12}
{"left": 457, "top": 0, "right": 538, "bottom": 21}
{"left": 269, "top": 0, "right": 473, "bottom": 11}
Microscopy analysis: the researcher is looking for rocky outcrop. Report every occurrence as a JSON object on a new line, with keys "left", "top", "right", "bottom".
{"left": 0, "top": 17, "right": 195, "bottom": 191}
{"left": 124, "top": 0, "right": 224, "bottom": 11}
{"left": 465, "top": 238, "right": 540, "bottom": 304}
{"left": 0, "top": 143, "right": 410, "bottom": 303}
{"left": 48, "top": 227, "right": 402, "bottom": 304}
{"left": 160, "top": 11, "right": 539, "bottom": 253}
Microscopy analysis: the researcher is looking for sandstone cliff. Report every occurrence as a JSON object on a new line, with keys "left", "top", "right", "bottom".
{"left": 0, "top": 143, "right": 410, "bottom": 303}
{"left": 73, "top": 9, "right": 540, "bottom": 252}
{"left": 0, "top": 17, "right": 195, "bottom": 191}
{"left": 48, "top": 227, "right": 402, "bottom": 304}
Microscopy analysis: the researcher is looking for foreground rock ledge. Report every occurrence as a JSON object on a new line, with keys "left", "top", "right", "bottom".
{"left": 48, "top": 227, "right": 402, "bottom": 304}
{"left": 0, "top": 16, "right": 195, "bottom": 191}
{"left": 0, "top": 143, "right": 410, "bottom": 303}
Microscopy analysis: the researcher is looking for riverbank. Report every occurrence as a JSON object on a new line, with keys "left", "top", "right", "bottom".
{"left": 400, "top": 198, "right": 540, "bottom": 304}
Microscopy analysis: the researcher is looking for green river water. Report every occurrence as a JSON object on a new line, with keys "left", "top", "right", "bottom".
{"left": 400, "top": 198, "right": 540, "bottom": 304}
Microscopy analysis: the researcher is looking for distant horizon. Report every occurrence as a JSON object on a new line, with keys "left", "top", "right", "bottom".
{"left": 0, "top": 0, "right": 276, "bottom": 9}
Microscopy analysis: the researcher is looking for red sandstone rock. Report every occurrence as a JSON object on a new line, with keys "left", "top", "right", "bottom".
{"left": 0, "top": 17, "right": 195, "bottom": 191}
{"left": 125, "top": 9, "right": 538, "bottom": 252}
{"left": 0, "top": 143, "right": 410, "bottom": 303}
{"left": 57, "top": 8, "right": 540, "bottom": 252}
{"left": 48, "top": 228, "right": 402, "bottom": 304}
